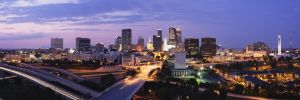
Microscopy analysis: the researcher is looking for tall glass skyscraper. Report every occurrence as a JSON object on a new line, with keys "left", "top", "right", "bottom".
{"left": 121, "top": 29, "right": 132, "bottom": 51}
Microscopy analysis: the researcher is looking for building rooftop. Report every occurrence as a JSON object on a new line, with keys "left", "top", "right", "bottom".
{"left": 243, "top": 76, "right": 267, "bottom": 86}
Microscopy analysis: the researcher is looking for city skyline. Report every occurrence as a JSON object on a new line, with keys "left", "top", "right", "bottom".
{"left": 0, "top": 0, "right": 299, "bottom": 49}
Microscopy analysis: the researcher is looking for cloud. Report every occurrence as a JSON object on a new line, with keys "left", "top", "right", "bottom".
{"left": 0, "top": 14, "right": 28, "bottom": 21}
{"left": 99, "top": 10, "right": 141, "bottom": 17}
{"left": 0, "top": 33, "right": 45, "bottom": 40}
{"left": 32, "top": 10, "right": 142, "bottom": 25}
{"left": 1, "top": 0, "right": 80, "bottom": 8}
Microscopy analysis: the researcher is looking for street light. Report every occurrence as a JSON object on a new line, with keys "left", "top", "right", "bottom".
{"left": 200, "top": 67, "right": 204, "bottom": 71}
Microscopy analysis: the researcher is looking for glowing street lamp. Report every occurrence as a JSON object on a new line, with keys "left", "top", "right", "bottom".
{"left": 200, "top": 67, "right": 204, "bottom": 70}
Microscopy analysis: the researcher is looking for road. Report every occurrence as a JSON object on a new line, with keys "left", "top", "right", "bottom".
{"left": 19, "top": 63, "right": 98, "bottom": 96}
{"left": 91, "top": 63, "right": 161, "bottom": 100}
{"left": 0, "top": 65, "right": 80, "bottom": 100}
{"left": 0, "top": 75, "right": 16, "bottom": 80}
{"left": 91, "top": 77, "right": 145, "bottom": 100}
{"left": 38, "top": 67, "right": 84, "bottom": 81}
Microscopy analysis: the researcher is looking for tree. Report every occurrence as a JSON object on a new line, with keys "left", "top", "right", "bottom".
{"left": 202, "top": 88, "right": 219, "bottom": 100}
{"left": 0, "top": 53, "right": 5, "bottom": 59}
{"left": 219, "top": 87, "right": 228, "bottom": 99}
{"left": 158, "top": 60, "right": 172, "bottom": 80}
{"left": 34, "top": 53, "right": 42, "bottom": 58}
{"left": 233, "top": 84, "right": 244, "bottom": 94}
{"left": 187, "top": 78, "right": 198, "bottom": 89}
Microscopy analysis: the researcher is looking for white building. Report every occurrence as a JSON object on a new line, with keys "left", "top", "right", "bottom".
{"left": 172, "top": 52, "right": 193, "bottom": 78}
{"left": 174, "top": 52, "right": 187, "bottom": 69}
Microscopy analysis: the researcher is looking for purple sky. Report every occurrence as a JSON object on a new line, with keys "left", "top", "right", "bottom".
{"left": 0, "top": 0, "right": 299, "bottom": 49}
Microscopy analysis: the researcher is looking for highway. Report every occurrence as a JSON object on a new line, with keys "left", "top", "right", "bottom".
{"left": 0, "top": 65, "right": 80, "bottom": 100}
{"left": 19, "top": 63, "right": 98, "bottom": 96}
{"left": 91, "top": 63, "right": 161, "bottom": 100}
{"left": 91, "top": 77, "right": 145, "bottom": 100}
{"left": 0, "top": 75, "right": 16, "bottom": 80}
{"left": 38, "top": 67, "right": 85, "bottom": 81}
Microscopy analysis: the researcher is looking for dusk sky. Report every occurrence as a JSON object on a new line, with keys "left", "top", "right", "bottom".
{"left": 0, "top": 0, "right": 299, "bottom": 49}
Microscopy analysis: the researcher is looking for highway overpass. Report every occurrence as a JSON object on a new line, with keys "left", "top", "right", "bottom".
{"left": 0, "top": 63, "right": 99, "bottom": 100}
{"left": 0, "top": 64, "right": 80, "bottom": 100}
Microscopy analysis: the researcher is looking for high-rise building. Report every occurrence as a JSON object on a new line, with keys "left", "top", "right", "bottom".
{"left": 51, "top": 38, "right": 63, "bottom": 49}
{"left": 153, "top": 35, "right": 160, "bottom": 51}
{"left": 121, "top": 29, "right": 132, "bottom": 51}
{"left": 157, "top": 29, "right": 162, "bottom": 38}
{"left": 137, "top": 36, "right": 144, "bottom": 46}
{"left": 95, "top": 43, "right": 105, "bottom": 52}
{"left": 278, "top": 34, "right": 282, "bottom": 55}
{"left": 168, "top": 27, "right": 182, "bottom": 48}
{"left": 108, "top": 44, "right": 118, "bottom": 51}
{"left": 147, "top": 39, "right": 154, "bottom": 51}
{"left": 200, "top": 37, "right": 217, "bottom": 59}
{"left": 152, "top": 29, "right": 163, "bottom": 51}
{"left": 175, "top": 28, "right": 183, "bottom": 47}
{"left": 163, "top": 38, "right": 169, "bottom": 51}
{"left": 184, "top": 38, "right": 200, "bottom": 58}
{"left": 115, "top": 36, "right": 122, "bottom": 45}
{"left": 115, "top": 36, "right": 122, "bottom": 51}
{"left": 133, "top": 36, "right": 145, "bottom": 52}
{"left": 168, "top": 27, "right": 177, "bottom": 46}
{"left": 76, "top": 37, "right": 91, "bottom": 52}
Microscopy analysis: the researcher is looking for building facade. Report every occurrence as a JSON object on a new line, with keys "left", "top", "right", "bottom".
{"left": 152, "top": 29, "right": 163, "bottom": 51}
{"left": 51, "top": 38, "right": 63, "bottom": 49}
{"left": 76, "top": 37, "right": 91, "bottom": 52}
{"left": 115, "top": 36, "right": 122, "bottom": 51}
{"left": 172, "top": 52, "right": 193, "bottom": 78}
{"left": 121, "top": 29, "right": 132, "bottom": 51}
{"left": 200, "top": 37, "right": 217, "bottom": 59}
{"left": 95, "top": 43, "right": 105, "bottom": 53}
{"left": 168, "top": 27, "right": 182, "bottom": 49}
{"left": 184, "top": 38, "right": 200, "bottom": 58}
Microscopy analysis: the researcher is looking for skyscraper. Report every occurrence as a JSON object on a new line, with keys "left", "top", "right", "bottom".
{"left": 51, "top": 38, "right": 63, "bottom": 49}
{"left": 147, "top": 39, "right": 154, "bottom": 51}
{"left": 157, "top": 29, "right": 162, "bottom": 38}
{"left": 95, "top": 43, "right": 105, "bottom": 52}
{"left": 137, "top": 36, "right": 144, "bottom": 46}
{"left": 168, "top": 27, "right": 182, "bottom": 48}
{"left": 200, "top": 37, "right": 217, "bottom": 59}
{"left": 163, "top": 38, "right": 169, "bottom": 51}
{"left": 121, "top": 29, "right": 132, "bottom": 51}
{"left": 136, "top": 36, "right": 145, "bottom": 51}
{"left": 153, "top": 29, "right": 163, "bottom": 51}
{"left": 115, "top": 36, "right": 122, "bottom": 51}
{"left": 278, "top": 34, "right": 282, "bottom": 55}
{"left": 115, "top": 36, "right": 122, "bottom": 45}
{"left": 76, "top": 37, "right": 91, "bottom": 52}
{"left": 176, "top": 28, "right": 183, "bottom": 47}
{"left": 168, "top": 27, "right": 177, "bottom": 46}
{"left": 184, "top": 38, "right": 200, "bottom": 58}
